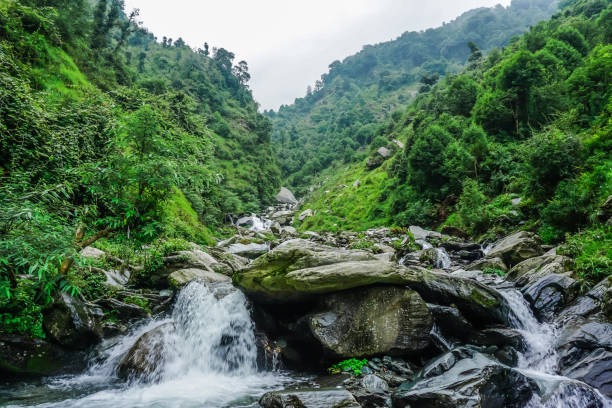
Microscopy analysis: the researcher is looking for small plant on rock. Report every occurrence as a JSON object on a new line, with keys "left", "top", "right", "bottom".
{"left": 328, "top": 358, "right": 369, "bottom": 376}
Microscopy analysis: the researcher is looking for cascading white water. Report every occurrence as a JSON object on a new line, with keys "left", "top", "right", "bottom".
{"left": 434, "top": 248, "right": 452, "bottom": 269}
{"left": 500, "top": 288, "right": 612, "bottom": 408}
{"left": 9, "top": 281, "right": 289, "bottom": 408}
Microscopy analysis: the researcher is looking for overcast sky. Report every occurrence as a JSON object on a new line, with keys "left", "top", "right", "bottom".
{"left": 123, "top": 0, "right": 511, "bottom": 110}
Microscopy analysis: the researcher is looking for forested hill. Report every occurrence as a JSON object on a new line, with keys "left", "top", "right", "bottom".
{"left": 268, "top": 0, "right": 559, "bottom": 194}
{"left": 0, "top": 0, "right": 279, "bottom": 327}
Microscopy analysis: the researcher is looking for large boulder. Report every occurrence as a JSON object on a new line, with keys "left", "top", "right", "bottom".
{"left": 42, "top": 292, "right": 103, "bottom": 349}
{"left": 234, "top": 239, "right": 507, "bottom": 325}
{"left": 556, "top": 321, "right": 612, "bottom": 397}
{"left": 308, "top": 286, "right": 432, "bottom": 358}
{"left": 276, "top": 187, "right": 298, "bottom": 205}
{"left": 0, "top": 335, "right": 85, "bottom": 378}
{"left": 117, "top": 322, "right": 174, "bottom": 382}
{"left": 393, "top": 350, "right": 538, "bottom": 408}
{"left": 521, "top": 273, "right": 580, "bottom": 320}
{"left": 260, "top": 388, "right": 360, "bottom": 408}
{"left": 485, "top": 231, "right": 543, "bottom": 267}
{"left": 168, "top": 268, "right": 231, "bottom": 288}
{"left": 506, "top": 253, "right": 573, "bottom": 287}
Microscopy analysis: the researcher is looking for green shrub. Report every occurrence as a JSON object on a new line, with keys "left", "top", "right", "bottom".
{"left": 328, "top": 358, "right": 369, "bottom": 376}
{"left": 558, "top": 226, "right": 611, "bottom": 284}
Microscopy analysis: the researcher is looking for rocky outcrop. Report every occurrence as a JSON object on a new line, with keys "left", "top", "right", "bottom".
{"left": 522, "top": 273, "right": 580, "bottom": 320}
{"left": 485, "top": 231, "right": 543, "bottom": 267}
{"left": 308, "top": 286, "right": 432, "bottom": 358}
{"left": 392, "top": 350, "right": 538, "bottom": 407}
{"left": 506, "top": 252, "right": 573, "bottom": 287}
{"left": 168, "top": 268, "right": 231, "bottom": 288}
{"left": 260, "top": 388, "right": 361, "bottom": 408}
{"left": 42, "top": 293, "right": 103, "bottom": 349}
{"left": 117, "top": 322, "right": 174, "bottom": 382}
{"left": 234, "top": 239, "right": 507, "bottom": 325}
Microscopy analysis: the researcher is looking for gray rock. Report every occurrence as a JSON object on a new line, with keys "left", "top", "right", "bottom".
{"left": 42, "top": 293, "right": 103, "bottom": 349}
{"left": 308, "top": 286, "right": 432, "bottom": 358}
{"left": 522, "top": 273, "right": 580, "bottom": 320}
{"left": 226, "top": 242, "right": 269, "bottom": 259}
{"left": 117, "top": 322, "right": 174, "bottom": 382}
{"left": 276, "top": 187, "right": 298, "bottom": 205}
{"left": 394, "top": 351, "right": 538, "bottom": 408}
{"left": 351, "top": 375, "right": 392, "bottom": 408}
{"left": 79, "top": 246, "right": 105, "bottom": 259}
{"left": 506, "top": 253, "right": 573, "bottom": 287}
{"left": 486, "top": 231, "right": 543, "bottom": 267}
{"left": 561, "top": 348, "right": 612, "bottom": 398}
{"left": 95, "top": 298, "right": 150, "bottom": 321}
{"left": 260, "top": 388, "right": 360, "bottom": 408}
{"left": 377, "top": 146, "right": 391, "bottom": 158}
{"left": 409, "top": 226, "right": 443, "bottom": 242}
{"left": 168, "top": 268, "right": 231, "bottom": 288}
{"left": 467, "top": 257, "right": 508, "bottom": 273}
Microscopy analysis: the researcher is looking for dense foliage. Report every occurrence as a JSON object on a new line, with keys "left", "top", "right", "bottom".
{"left": 0, "top": 0, "right": 280, "bottom": 336}
{"left": 267, "top": 0, "right": 559, "bottom": 195}
{"left": 295, "top": 0, "right": 611, "bottom": 283}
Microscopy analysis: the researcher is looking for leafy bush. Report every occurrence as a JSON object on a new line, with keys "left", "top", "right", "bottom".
{"left": 328, "top": 358, "right": 369, "bottom": 375}
{"left": 558, "top": 226, "right": 611, "bottom": 284}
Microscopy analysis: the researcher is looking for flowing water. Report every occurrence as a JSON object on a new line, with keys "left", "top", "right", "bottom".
{"left": 1, "top": 282, "right": 291, "bottom": 408}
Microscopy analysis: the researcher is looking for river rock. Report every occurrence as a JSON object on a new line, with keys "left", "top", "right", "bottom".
{"left": 270, "top": 210, "right": 294, "bottom": 226}
{"left": 467, "top": 257, "right": 508, "bottom": 273}
{"left": 168, "top": 268, "right": 231, "bottom": 287}
{"left": 0, "top": 335, "right": 86, "bottom": 378}
{"left": 276, "top": 187, "right": 298, "bottom": 205}
{"left": 521, "top": 273, "right": 580, "bottom": 320}
{"left": 556, "top": 321, "right": 612, "bottom": 397}
{"left": 409, "top": 226, "right": 443, "bottom": 242}
{"left": 117, "top": 322, "right": 174, "bottom": 382}
{"left": 506, "top": 253, "right": 573, "bottom": 287}
{"left": 393, "top": 351, "right": 538, "bottom": 408}
{"left": 485, "top": 231, "right": 543, "bottom": 267}
{"left": 226, "top": 242, "right": 269, "bottom": 259}
{"left": 308, "top": 286, "right": 432, "bottom": 358}
{"left": 350, "top": 374, "right": 392, "bottom": 408}
{"left": 260, "top": 388, "right": 360, "bottom": 408}
{"left": 234, "top": 240, "right": 507, "bottom": 325}
{"left": 42, "top": 292, "right": 103, "bottom": 349}
{"left": 95, "top": 298, "right": 150, "bottom": 321}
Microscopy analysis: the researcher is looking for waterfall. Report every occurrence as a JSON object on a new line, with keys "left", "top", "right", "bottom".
{"left": 500, "top": 288, "right": 612, "bottom": 408}
{"left": 434, "top": 247, "right": 452, "bottom": 269}
{"left": 14, "top": 281, "right": 288, "bottom": 408}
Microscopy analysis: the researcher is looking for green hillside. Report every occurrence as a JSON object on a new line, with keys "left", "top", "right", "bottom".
{"left": 267, "top": 0, "right": 559, "bottom": 195}
{"left": 295, "top": 0, "right": 611, "bottom": 282}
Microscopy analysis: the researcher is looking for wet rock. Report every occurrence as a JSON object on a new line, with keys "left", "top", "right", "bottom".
{"left": 270, "top": 222, "right": 282, "bottom": 235}
{"left": 350, "top": 374, "right": 392, "bottom": 408}
{"left": 409, "top": 226, "right": 443, "bottom": 242}
{"left": 168, "top": 268, "right": 231, "bottom": 288}
{"left": 485, "top": 231, "right": 543, "bottom": 267}
{"left": 117, "top": 322, "right": 174, "bottom": 382}
{"left": 0, "top": 335, "right": 85, "bottom": 378}
{"left": 474, "top": 328, "right": 524, "bottom": 350}
{"left": 556, "top": 321, "right": 612, "bottom": 397}
{"left": 308, "top": 286, "right": 432, "bottom": 358}
{"left": 427, "top": 304, "right": 475, "bottom": 343}
{"left": 42, "top": 293, "right": 103, "bottom": 349}
{"left": 522, "top": 273, "right": 580, "bottom": 320}
{"left": 393, "top": 351, "right": 538, "bottom": 408}
{"left": 276, "top": 187, "right": 298, "bottom": 205}
{"left": 440, "top": 242, "right": 481, "bottom": 252}
{"left": 259, "top": 388, "right": 360, "bottom": 408}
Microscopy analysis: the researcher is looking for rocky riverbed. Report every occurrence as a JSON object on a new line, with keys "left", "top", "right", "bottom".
{"left": 1, "top": 207, "right": 610, "bottom": 408}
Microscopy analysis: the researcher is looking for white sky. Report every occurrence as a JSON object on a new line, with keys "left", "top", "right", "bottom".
{"left": 123, "top": 0, "right": 511, "bottom": 110}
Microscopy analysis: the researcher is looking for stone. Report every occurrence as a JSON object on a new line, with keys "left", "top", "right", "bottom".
{"left": 506, "top": 253, "right": 573, "bottom": 287}
{"left": 270, "top": 222, "right": 282, "bottom": 234}
{"left": 308, "top": 286, "right": 432, "bottom": 358}
{"left": 377, "top": 146, "right": 391, "bottom": 158}
{"left": 352, "top": 179, "right": 361, "bottom": 187}
{"left": 168, "top": 268, "right": 231, "bottom": 288}
{"left": 259, "top": 388, "right": 360, "bottom": 408}
{"left": 485, "top": 231, "right": 543, "bottom": 267}
{"left": 95, "top": 298, "right": 150, "bottom": 321}
{"left": 561, "top": 348, "right": 612, "bottom": 398}
{"left": 409, "top": 226, "right": 443, "bottom": 241}
{"left": 79, "top": 246, "right": 105, "bottom": 259}
{"left": 226, "top": 242, "right": 269, "bottom": 259}
{"left": 394, "top": 351, "right": 538, "bottom": 407}
{"left": 276, "top": 187, "right": 298, "bottom": 205}
{"left": 350, "top": 375, "right": 392, "bottom": 408}
{"left": 117, "top": 322, "right": 174, "bottom": 382}
{"left": 0, "top": 335, "right": 86, "bottom": 378}
{"left": 42, "top": 292, "right": 103, "bottom": 349}
{"left": 521, "top": 273, "right": 580, "bottom": 320}
{"left": 299, "top": 209, "right": 314, "bottom": 221}
{"left": 234, "top": 239, "right": 508, "bottom": 326}
{"left": 393, "top": 139, "right": 405, "bottom": 149}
